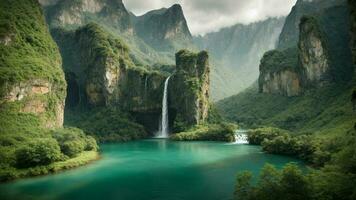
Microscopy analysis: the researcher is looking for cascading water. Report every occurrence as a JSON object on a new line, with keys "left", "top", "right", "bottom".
{"left": 155, "top": 76, "right": 171, "bottom": 138}
{"left": 233, "top": 129, "right": 249, "bottom": 144}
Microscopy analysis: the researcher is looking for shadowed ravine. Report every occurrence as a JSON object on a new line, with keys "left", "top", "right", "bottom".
{"left": 0, "top": 140, "right": 304, "bottom": 200}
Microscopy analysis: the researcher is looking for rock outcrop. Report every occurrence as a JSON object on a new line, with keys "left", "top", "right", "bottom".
{"left": 133, "top": 4, "right": 193, "bottom": 52}
{"left": 277, "top": 0, "right": 346, "bottom": 50}
{"left": 298, "top": 16, "right": 330, "bottom": 86}
{"left": 259, "top": 0, "right": 353, "bottom": 97}
{"left": 52, "top": 23, "right": 166, "bottom": 112}
{"left": 259, "top": 49, "right": 302, "bottom": 97}
{"left": 0, "top": 0, "right": 66, "bottom": 129}
{"left": 46, "top": 0, "right": 133, "bottom": 34}
{"left": 169, "top": 50, "right": 210, "bottom": 126}
{"left": 194, "top": 17, "right": 286, "bottom": 100}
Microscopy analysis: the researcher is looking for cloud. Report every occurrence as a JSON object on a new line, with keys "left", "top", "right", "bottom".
{"left": 123, "top": 0, "right": 297, "bottom": 35}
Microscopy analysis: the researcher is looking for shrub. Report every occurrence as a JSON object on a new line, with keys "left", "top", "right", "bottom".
{"left": 51, "top": 127, "right": 98, "bottom": 157}
{"left": 247, "top": 127, "right": 289, "bottom": 145}
{"left": 61, "top": 140, "right": 85, "bottom": 158}
{"left": 15, "top": 138, "right": 62, "bottom": 168}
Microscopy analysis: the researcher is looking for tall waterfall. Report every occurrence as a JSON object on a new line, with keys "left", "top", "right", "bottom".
{"left": 155, "top": 76, "right": 171, "bottom": 138}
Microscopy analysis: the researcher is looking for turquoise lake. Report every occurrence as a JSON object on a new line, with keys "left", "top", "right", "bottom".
{"left": 0, "top": 139, "right": 304, "bottom": 200}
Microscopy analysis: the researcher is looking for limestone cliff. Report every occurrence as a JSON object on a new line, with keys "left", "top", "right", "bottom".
{"left": 0, "top": 0, "right": 66, "bottom": 129}
{"left": 46, "top": 0, "right": 132, "bottom": 34}
{"left": 258, "top": 49, "right": 302, "bottom": 97}
{"left": 52, "top": 23, "right": 166, "bottom": 112}
{"left": 298, "top": 16, "right": 330, "bottom": 86}
{"left": 194, "top": 18, "right": 286, "bottom": 101}
{"left": 277, "top": 0, "right": 346, "bottom": 50}
{"left": 259, "top": 0, "right": 353, "bottom": 96}
{"left": 169, "top": 50, "right": 210, "bottom": 127}
{"left": 133, "top": 4, "right": 194, "bottom": 53}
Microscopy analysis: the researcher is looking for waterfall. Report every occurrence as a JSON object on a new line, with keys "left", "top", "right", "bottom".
{"left": 155, "top": 76, "right": 171, "bottom": 138}
{"left": 233, "top": 129, "right": 249, "bottom": 144}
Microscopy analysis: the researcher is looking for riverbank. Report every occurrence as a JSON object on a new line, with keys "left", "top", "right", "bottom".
{"left": 0, "top": 151, "right": 99, "bottom": 183}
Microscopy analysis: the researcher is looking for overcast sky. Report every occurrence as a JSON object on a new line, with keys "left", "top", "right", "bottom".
{"left": 123, "top": 0, "right": 297, "bottom": 35}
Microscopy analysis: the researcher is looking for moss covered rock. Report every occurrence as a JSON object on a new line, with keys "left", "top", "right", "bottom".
{"left": 169, "top": 50, "right": 210, "bottom": 128}
{"left": 0, "top": 0, "right": 66, "bottom": 130}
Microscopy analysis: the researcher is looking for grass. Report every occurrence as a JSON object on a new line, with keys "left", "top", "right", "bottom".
{"left": 0, "top": 151, "right": 99, "bottom": 182}
{"left": 216, "top": 81, "right": 355, "bottom": 137}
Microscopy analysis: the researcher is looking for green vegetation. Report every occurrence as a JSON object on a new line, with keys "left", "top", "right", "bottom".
{"left": 1, "top": 151, "right": 98, "bottom": 182}
{"left": 0, "top": 0, "right": 65, "bottom": 88}
{"left": 217, "top": 82, "right": 355, "bottom": 135}
{"left": 171, "top": 123, "right": 237, "bottom": 142}
{"left": 0, "top": 127, "right": 99, "bottom": 182}
{"left": 235, "top": 125, "right": 356, "bottom": 200}
{"left": 65, "top": 107, "right": 147, "bottom": 142}
{"left": 259, "top": 48, "right": 299, "bottom": 73}
{"left": 247, "top": 127, "right": 330, "bottom": 167}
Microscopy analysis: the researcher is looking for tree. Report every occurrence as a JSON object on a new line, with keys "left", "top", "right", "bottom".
{"left": 15, "top": 138, "right": 62, "bottom": 168}
{"left": 280, "top": 163, "right": 311, "bottom": 200}
{"left": 234, "top": 171, "right": 255, "bottom": 200}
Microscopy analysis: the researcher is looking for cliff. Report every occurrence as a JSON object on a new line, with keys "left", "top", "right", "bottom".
{"left": 45, "top": 0, "right": 133, "bottom": 34}
{"left": 258, "top": 49, "right": 302, "bottom": 97}
{"left": 0, "top": 0, "right": 66, "bottom": 130}
{"left": 52, "top": 23, "right": 166, "bottom": 111}
{"left": 277, "top": 0, "right": 346, "bottom": 50}
{"left": 298, "top": 16, "right": 330, "bottom": 86}
{"left": 259, "top": 0, "right": 353, "bottom": 96}
{"left": 194, "top": 18, "right": 285, "bottom": 100}
{"left": 133, "top": 4, "right": 194, "bottom": 53}
{"left": 169, "top": 50, "right": 210, "bottom": 127}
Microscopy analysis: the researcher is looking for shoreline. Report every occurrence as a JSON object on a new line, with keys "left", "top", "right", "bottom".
{"left": 0, "top": 151, "right": 100, "bottom": 184}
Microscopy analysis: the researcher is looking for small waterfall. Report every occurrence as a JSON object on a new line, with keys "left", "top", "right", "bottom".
{"left": 233, "top": 129, "right": 249, "bottom": 144}
{"left": 155, "top": 76, "right": 171, "bottom": 138}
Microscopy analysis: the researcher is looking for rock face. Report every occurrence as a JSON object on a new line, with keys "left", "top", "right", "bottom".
{"left": 259, "top": 0, "right": 353, "bottom": 97}
{"left": 52, "top": 23, "right": 166, "bottom": 113}
{"left": 298, "top": 16, "right": 329, "bottom": 85}
{"left": 133, "top": 4, "right": 193, "bottom": 52}
{"left": 0, "top": 0, "right": 66, "bottom": 129}
{"left": 46, "top": 0, "right": 132, "bottom": 34}
{"left": 259, "top": 49, "right": 302, "bottom": 97}
{"left": 169, "top": 50, "right": 210, "bottom": 126}
{"left": 277, "top": 0, "right": 346, "bottom": 50}
{"left": 194, "top": 17, "right": 285, "bottom": 101}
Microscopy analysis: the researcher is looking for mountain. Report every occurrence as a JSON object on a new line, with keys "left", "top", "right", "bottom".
{"left": 132, "top": 4, "right": 194, "bottom": 53}
{"left": 194, "top": 18, "right": 286, "bottom": 100}
{"left": 42, "top": 0, "right": 194, "bottom": 67}
{"left": 277, "top": 0, "right": 346, "bottom": 49}
{"left": 216, "top": 0, "right": 354, "bottom": 135}
{"left": 0, "top": 0, "right": 66, "bottom": 130}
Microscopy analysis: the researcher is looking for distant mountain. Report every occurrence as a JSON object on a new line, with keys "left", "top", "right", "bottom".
{"left": 216, "top": 0, "right": 354, "bottom": 135}
{"left": 194, "top": 18, "right": 286, "bottom": 100}
{"left": 277, "top": 0, "right": 346, "bottom": 49}
{"left": 132, "top": 4, "right": 194, "bottom": 52}
{"left": 42, "top": 0, "right": 194, "bottom": 67}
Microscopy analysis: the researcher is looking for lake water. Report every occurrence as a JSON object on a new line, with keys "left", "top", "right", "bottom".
{"left": 0, "top": 139, "right": 303, "bottom": 200}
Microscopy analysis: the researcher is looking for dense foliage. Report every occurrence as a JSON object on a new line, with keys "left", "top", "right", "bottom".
{"left": 235, "top": 125, "right": 356, "bottom": 200}
{"left": 171, "top": 123, "right": 237, "bottom": 142}
{"left": 65, "top": 107, "right": 147, "bottom": 142}
{"left": 0, "top": 127, "right": 98, "bottom": 182}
